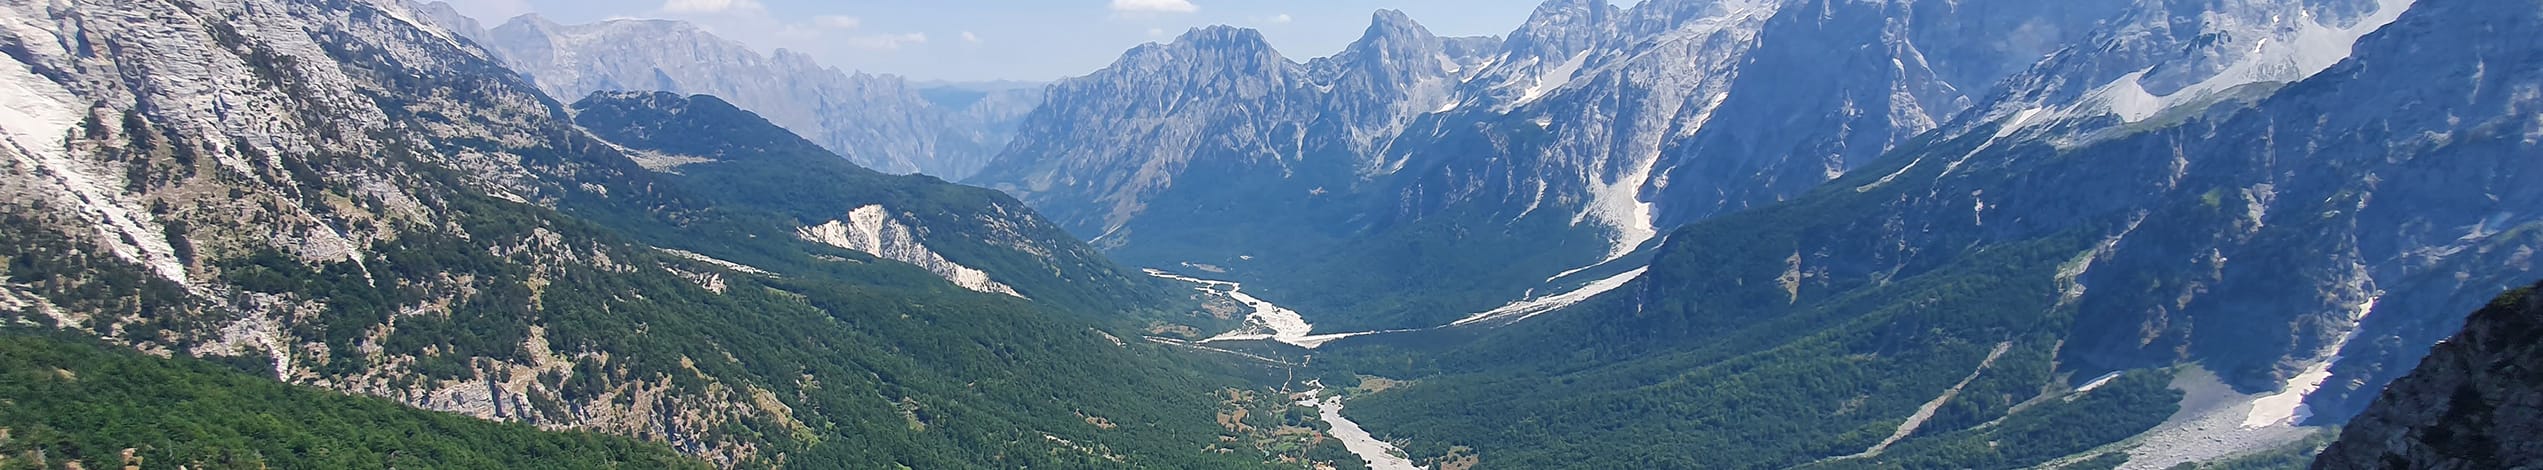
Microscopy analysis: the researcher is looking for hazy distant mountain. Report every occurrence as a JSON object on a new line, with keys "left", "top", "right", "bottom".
{"left": 434, "top": 10, "right": 1034, "bottom": 179}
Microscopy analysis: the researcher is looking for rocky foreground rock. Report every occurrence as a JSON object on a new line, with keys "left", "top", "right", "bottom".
{"left": 2313, "top": 281, "right": 2543, "bottom": 469}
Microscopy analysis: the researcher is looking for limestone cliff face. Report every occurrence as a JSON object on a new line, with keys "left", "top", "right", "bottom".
{"left": 2313, "top": 282, "right": 2543, "bottom": 470}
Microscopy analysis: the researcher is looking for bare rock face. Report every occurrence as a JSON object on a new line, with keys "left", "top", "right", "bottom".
{"left": 2313, "top": 282, "right": 2543, "bottom": 470}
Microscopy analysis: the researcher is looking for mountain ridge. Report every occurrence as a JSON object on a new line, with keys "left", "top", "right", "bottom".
{"left": 1338, "top": 0, "right": 2541, "bottom": 467}
{"left": 0, "top": 0, "right": 1285, "bottom": 467}
{"left": 432, "top": 6, "right": 1038, "bottom": 179}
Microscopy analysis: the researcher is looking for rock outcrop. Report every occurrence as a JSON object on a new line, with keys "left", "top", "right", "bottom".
{"left": 2312, "top": 282, "right": 2543, "bottom": 470}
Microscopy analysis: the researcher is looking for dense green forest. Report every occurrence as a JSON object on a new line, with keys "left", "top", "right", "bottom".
{"left": 0, "top": 82, "right": 1308, "bottom": 468}
{"left": 206, "top": 166, "right": 1281, "bottom": 468}
{"left": 1328, "top": 124, "right": 2194, "bottom": 469}
{"left": 1803, "top": 370, "right": 2185, "bottom": 469}
{"left": 0, "top": 330, "right": 705, "bottom": 470}
{"left": 563, "top": 92, "right": 1170, "bottom": 317}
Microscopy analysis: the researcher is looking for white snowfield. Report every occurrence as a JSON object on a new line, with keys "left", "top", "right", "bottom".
{"left": 2075, "top": 371, "right": 2127, "bottom": 394}
{"left": 2114, "top": 0, "right": 2413, "bottom": 124}
{"left": 2243, "top": 294, "right": 2381, "bottom": 429}
{"left": 1452, "top": 266, "right": 1648, "bottom": 326}
{"left": 798, "top": 205, "right": 1023, "bottom": 297}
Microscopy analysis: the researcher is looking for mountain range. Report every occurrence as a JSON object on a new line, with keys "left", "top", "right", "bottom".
{"left": 409, "top": 4, "right": 1039, "bottom": 179}
{"left": 977, "top": 0, "right": 2540, "bottom": 468}
{"left": 0, "top": 0, "right": 1309, "bottom": 467}
{"left": 3, "top": 0, "right": 2538, "bottom": 469}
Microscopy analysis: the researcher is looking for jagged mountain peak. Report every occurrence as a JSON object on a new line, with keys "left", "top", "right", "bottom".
{"left": 1169, "top": 25, "right": 1278, "bottom": 50}
{"left": 1455, "top": 0, "right": 1625, "bottom": 108}
{"left": 1366, "top": 9, "right": 1427, "bottom": 36}
{"left": 1531, "top": 0, "right": 1617, "bottom": 16}
{"left": 1509, "top": 0, "right": 1621, "bottom": 50}
{"left": 501, "top": 14, "right": 711, "bottom": 39}
{"left": 1098, "top": 26, "right": 1299, "bottom": 85}
{"left": 1328, "top": 10, "right": 1449, "bottom": 70}
{"left": 408, "top": 0, "right": 490, "bottom": 43}
{"left": 1339, "top": 10, "right": 1455, "bottom": 63}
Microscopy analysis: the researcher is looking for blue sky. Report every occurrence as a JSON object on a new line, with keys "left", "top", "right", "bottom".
{"left": 441, "top": 0, "right": 1561, "bottom": 82}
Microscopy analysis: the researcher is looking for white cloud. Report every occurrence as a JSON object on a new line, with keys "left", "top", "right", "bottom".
{"left": 1110, "top": 0, "right": 1198, "bottom": 14}
{"left": 1267, "top": 13, "right": 1292, "bottom": 24}
{"left": 1146, "top": 28, "right": 1167, "bottom": 37}
{"left": 661, "top": 0, "right": 764, "bottom": 14}
{"left": 812, "top": 15, "right": 862, "bottom": 29}
{"left": 960, "top": 31, "right": 983, "bottom": 44}
{"left": 774, "top": 24, "right": 821, "bottom": 40}
{"left": 844, "top": 32, "right": 929, "bottom": 50}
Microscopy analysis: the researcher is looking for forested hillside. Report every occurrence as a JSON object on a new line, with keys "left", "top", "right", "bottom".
{"left": 1333, "top": 0, "right": 2543, "bottom": 468}
{"left": 0, "top": 0, "right": 1304, "bottom": 467}
{"left": 0, "top": 330, "right": 707, "bottom": 469}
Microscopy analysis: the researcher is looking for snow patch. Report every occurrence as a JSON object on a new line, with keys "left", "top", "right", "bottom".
{"left": 1858, "top": 107, "right": 2043, "bottom": 193}
{"left": 2091, "top": 0, "right": 2414, "bottom": 124}
{"left": 2076, "top": 371, "right": 2126, "bottom": 393}
{"left": 1575, "top": 92, "right": 1737, "bottom": 261}
{"left": 1453, "top": 267, "right": 1647, "bottom": 326}
{"left": 2241, "top": 294, "right": 2381, "bottom": 428}
{"left": 1936, "top": 107, "right": 2046, "bottom": 177}
{"left": 1512, "top": 51, "right": 1590, "bottom": 106}
{"left": 798, "top": 205, "right": 1021, "bottom": 297}
{"left": 2092, "top": 71, "right": 2168, "bottom": 123}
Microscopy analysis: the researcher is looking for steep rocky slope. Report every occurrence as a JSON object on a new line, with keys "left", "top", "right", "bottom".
{"left": 0, "top": 0, "right": 1268, "bottom": 467}
{"left": 973, "top": 16, "right": 1497, "bottom": 242}
{"left": 2312, "top": 282, "right": 2543, "bottom": 470}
